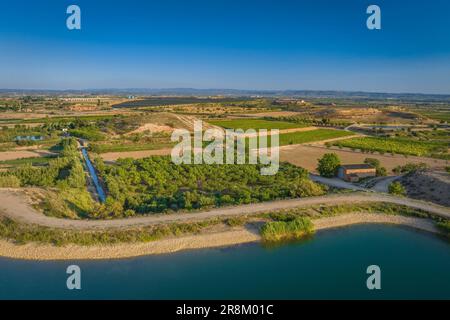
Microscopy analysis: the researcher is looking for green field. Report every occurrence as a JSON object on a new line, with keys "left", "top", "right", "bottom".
{"left": 278, "top": 129, "right": 354, "bottom": 146}
{"left": 89, "top": 141, "right": 174, "bottom": 153}
{"left": 0, "top": 156, "right": 55, "bottom": 166}
{"left": 209, "top": 119, "right": 306, "bottom": 130}
{"left": 332, "top": 137, "right": 448, "bottom": 157}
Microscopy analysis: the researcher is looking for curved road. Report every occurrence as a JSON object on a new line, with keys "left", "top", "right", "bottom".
{"left": 0, "top": 190, "right": 448, "bottom": 230}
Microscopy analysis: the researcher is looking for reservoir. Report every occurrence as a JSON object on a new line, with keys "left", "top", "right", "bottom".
{"left": 0, "top": 224, "right": 449, "bottom": 299}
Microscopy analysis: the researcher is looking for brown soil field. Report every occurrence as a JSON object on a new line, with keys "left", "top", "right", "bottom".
{"left": 0, "top": 150, "right": 55, "bottom": 161}
{"left": 124, "top": 123, "right": 174, "bottom": 135}
{"left": 280, "top": 144, "right": 449, "bottom": 174}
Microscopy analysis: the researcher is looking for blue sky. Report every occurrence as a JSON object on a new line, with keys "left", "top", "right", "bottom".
{"left": 0, "top": 0, "right": 449, "bottom": 93}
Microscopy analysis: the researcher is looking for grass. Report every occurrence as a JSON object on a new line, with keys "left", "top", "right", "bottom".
{"left": 0, "top": 216, "right": 222, "bottom": 246}
{"left": 209, "top": 119, "right": 306, "bottom": 130}
{"left": 239, "top": 129, "right": 354, "bottom": 148}
{"left": 333, "top": 137, "right": 447, "bottom": 157}
{"left": 413, "top": 110, "right": 450, "bottom": 122}
{"left": 36, "top": 188, "right": 97, "bottom": 219}
{"left": 278, "top": 129, "right": 354, "bottom": 146}
{"left": 260, "top": 217, "right": 313, "bottom": 242}
{"left": 89, "top": 142, "right": 174, "bottom": 153}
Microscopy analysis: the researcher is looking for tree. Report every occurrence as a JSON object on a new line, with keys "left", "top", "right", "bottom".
{"left": 388, "top": 182, "right": 406, "bottom": 196}
{"left": 364, "top": 158, "right": 386, "bottom": 177}
{"left": 317, "top": 153, "right": 341, "bottom": 178}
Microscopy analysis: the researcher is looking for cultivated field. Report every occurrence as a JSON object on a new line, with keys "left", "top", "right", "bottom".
{"left": 208, "top": 119, "right": 306, "bottom": 130}
{"left": 278, "top": 129, "right": 354, "bottom": 146}
{"left": 332, "top": 137, "right": 448, "bottom": 158}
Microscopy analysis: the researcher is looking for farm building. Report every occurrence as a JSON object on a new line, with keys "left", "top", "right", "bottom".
{"left": 337, "top": 164, "right": 376, "bottom": 182}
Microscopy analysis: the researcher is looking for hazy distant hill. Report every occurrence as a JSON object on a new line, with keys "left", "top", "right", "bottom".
{"left": 1, "top": 88, "right": 450, "bottom": 102}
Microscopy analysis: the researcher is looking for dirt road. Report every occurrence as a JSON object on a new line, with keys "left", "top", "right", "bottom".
{"left": 0, "top": 189, "right": 448, "bottom": 230}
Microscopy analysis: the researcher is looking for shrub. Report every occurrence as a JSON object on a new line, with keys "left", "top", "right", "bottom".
{"left": 388, "top": 182, "right": 406, "bottom": 196}
{"left": 0, "top": 175, "right": 21, "bottom": 188}
{"left": 364, "top": 158, "right": 386, "bottom": 177}
{"left": 392, "top": 163, "right": 428, "bottom": 175}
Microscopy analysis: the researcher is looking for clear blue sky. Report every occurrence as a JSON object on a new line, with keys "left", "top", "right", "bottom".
{"left": 1, "top": 0, "right": 449, "bottom": 93}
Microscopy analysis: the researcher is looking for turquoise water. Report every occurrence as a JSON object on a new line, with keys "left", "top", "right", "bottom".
{"left": 0, "top": 224, "right": 449, "bottom": 299}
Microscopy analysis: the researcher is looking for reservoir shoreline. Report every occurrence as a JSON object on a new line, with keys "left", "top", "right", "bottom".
{"left": 0, "top": 213, "right": 443, "bottom": 261}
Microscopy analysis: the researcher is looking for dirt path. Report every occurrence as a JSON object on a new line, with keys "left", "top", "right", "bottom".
{"left": 370, "top": 176, "right": 401, "bottom": 193}
{"left": 0, "top": 189, "right": 448, "bottom": 230}
{"left": 0, "top": 213, "right": 439, "bottom": 260}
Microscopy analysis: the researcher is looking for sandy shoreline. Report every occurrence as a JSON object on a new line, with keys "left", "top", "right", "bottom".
{"left": 0, "top": 213, "right": 441, "bottom": 261}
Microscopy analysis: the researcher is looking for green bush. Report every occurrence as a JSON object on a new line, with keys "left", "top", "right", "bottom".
{"left": 0, "top": 175, "right": 21, "bottom": 188}
{"left": 388, "top": 182, "right": 406, "bottom": 196}
{"left": 260, "top": 217, "right": 313, "bottom": 242}
{"left": 392, "top": 163, "right": 428, "bottom": 175}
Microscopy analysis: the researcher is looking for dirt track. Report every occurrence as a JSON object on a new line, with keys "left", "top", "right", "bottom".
{"left": 0, "top": 189, "right": 448, "bottom": 230}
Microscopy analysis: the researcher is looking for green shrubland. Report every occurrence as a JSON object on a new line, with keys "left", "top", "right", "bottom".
{"left": 96, "top": 156, "right": 325, "bottom": 217}
{"left": 260, "top": 217, "right": 313, "bottom": 242}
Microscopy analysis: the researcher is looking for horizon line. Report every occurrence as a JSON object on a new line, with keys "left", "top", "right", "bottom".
{"left": 1, "top": 87, "right": 450, "bottom": 97}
